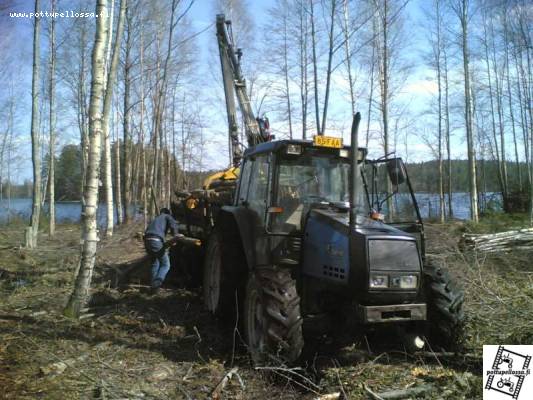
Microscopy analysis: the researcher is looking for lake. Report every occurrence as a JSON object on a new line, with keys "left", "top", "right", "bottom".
{"left": 0, "top": 193, "right": 501, "bottom": 226}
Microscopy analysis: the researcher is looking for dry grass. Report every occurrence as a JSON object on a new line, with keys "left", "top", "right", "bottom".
{"left": 0, "top": 218, "right": 531, "bottom": 399}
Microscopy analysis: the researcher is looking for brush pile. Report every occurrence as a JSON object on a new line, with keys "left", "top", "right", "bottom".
{"left": 461, "top": 228, "right": 533, "bottom": 253}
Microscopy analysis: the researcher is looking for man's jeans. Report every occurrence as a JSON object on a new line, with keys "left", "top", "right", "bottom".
{"left": 145, "top": 238, "right": 170, "bottom": 288}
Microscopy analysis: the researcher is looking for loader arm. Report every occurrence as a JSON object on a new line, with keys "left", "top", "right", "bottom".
{"left": 216, "top": 14, "right": 264, "bottom": 167}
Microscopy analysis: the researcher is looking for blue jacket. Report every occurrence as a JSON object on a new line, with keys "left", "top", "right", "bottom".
{"left": 145, "top": 214, "right": 178, "bottom": 241}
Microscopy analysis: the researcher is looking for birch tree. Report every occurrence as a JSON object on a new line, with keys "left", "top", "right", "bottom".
{"left": 48, "top": 0, "right": 57, "bottom": 236}
{"left": 27, "top": 0, "right": 42, "bottom": 248}
{"left": 102, "top": 0, "right": 127, "bottom": 236}
{"left": 451, "top": 0, "right": 479, "bottom": 222}
{"left": 65, "top": 0, "right": 109, "bottom": 318}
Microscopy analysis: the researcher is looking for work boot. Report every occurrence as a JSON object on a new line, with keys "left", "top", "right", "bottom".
{"left": 150, "top": 279, "right": 162, "bottom": 295}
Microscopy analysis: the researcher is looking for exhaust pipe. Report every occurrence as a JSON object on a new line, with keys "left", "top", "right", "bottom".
{"left": 349, "top": 112, "right": 361, "bottom": 233}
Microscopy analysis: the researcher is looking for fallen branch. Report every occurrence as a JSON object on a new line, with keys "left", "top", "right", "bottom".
{"left": 39, "top": 342, "right": 109, "bottom": 376}
{"left": 314, "top": 393, "right": 341, "bottom": 400}
{"left": 368, "top": 384, "right": 435, "bottom": 400}
{"left": 363, "top": 383, "right": 384, "bottom": 400}
{"left": 211, "top": 367, "right": 244, "bottom": 400}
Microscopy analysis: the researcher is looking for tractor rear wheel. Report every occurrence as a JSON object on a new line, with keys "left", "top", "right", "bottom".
{"left": 203, "top": 230, "right": 233, "bottom": 317}
{"left": 244, "top": 268, "right": 304, "bottom": 365}
{"left": 423, "top": 261, "right": 465, "bottom": 351}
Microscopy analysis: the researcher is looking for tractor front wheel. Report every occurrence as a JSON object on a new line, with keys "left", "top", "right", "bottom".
{"left": 244, "top": 268, "right": 304, "bottom": 365}
{"left": 423, "top": 261, "right": 465, "bottom": 351}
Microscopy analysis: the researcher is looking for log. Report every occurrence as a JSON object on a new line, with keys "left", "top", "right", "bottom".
{"left": 461, "top": 228, "right": 533, "bottom": 253}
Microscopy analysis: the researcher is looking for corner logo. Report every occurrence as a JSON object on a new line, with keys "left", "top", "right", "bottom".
{"left": 484, "top": 345, "right": 532, "bottom": 399}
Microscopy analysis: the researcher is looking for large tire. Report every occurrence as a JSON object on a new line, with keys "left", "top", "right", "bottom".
{"left": 423, "top": 261, "right": 465, "bottom": 351}
{"left": 203, "top": 231, "right": 233, "bottom": 317}
{"left": 244, "top": 268, "right": 304, "bottom": 365}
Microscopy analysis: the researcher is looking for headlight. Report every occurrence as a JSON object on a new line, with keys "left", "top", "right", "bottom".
{"left": 399, "top": 275, "right": 418, "bottom": 289}
{"left": 370, "top": 274, "right": 418, "bottom": 290}
{"left": 286, "top": 144, "right": 302, "bottom": 155}
{"left": 369, "top": 274, "right": 389, "bottom": 289}
{"left": 390, "top": 274, "right": 418, "bottom": 289}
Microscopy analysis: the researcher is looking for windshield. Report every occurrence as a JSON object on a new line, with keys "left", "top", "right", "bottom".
{"left": 270, "top": 153, "right": 367, "bottom": 233}
{"left": 362, "top": 160, "right": 419, "bottom": 224}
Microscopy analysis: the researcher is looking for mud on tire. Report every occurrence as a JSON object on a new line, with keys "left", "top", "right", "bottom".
{"left": 244, "top": 268, "right": 304, "bottom": 365}
{"left": 423, "top": 261, "right": 465, "bottom": 351}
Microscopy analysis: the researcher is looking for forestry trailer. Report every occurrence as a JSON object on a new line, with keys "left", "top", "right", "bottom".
{"left": 170, "top": 15, "right": 465, "bottom": 364}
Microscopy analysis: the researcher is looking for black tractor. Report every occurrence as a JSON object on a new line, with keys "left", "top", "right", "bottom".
{"left": 197, "top": 114, "right": 465, "bottom": 364}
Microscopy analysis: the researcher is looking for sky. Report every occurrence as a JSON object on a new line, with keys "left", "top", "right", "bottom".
{"left": 0, "top": 0, "right": 472, "bottom": 183}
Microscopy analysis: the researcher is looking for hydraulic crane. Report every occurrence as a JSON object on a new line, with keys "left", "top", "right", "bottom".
{"left": 216, "top": 14, "right": 270, "bottom": 167}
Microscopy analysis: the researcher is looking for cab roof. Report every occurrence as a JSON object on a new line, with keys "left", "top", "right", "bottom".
{"left": 243, "top": 139, "right": 366, "bottom": 158}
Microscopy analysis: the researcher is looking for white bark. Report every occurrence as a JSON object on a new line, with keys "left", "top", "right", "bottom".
{"left": 28, "top": 0, "right": 42, "bottom": 248}
{"left": 102, "top": 0, "right": 127, "bottom": 236}
{"left": 49, "top": 0, "right": 56, "bottom": 236}
{"left": 64, "top": 0, "right": 109, "bottom": 318}
{"left": 453, "top": 0, "right": 478, "bottom": 222}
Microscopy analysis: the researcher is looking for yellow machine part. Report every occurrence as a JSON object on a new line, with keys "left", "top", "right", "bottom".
{"left": 202, "top": 166, "right": 240, "bottom": 190}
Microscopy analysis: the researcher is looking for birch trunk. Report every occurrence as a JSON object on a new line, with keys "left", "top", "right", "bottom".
{"left": 435, "top": 0, "right": 445, "bottom": 223}
{"left": 140, "top": 30, "right": 148, "bottom": 228}
{"left": 48, "top": 0, "right": 56, "bottom": 237}
{"left": 114, "top": 112, "right": 123, "bottom": 225}
{"left": 366, "top": 17, "right": 377, "bottom": 148}
{"left": 64, "top": 0, "right": 109, "bottom": 318}
{"left": 481, "top": 14, "right": 505, "bottom": 202}
{"left": 79, "top": 26, "right": 89, "bottom": 200}
{"left": 342, "top": 0, "right": 355, "bottom": 116}
{"left": 123, "top": 6, "right": 132, "bottom": 223}
{"left": 102, "top": 0, "right": 127, "bottom": 236}
{"left": 310, "top": 0, "right": 320, "bottom": 135}
{"left": 444, "top": 56, "right": 453, "bottom": 218}
{"left": 503, "top": 14, "right": 521, "bottom": 190}
{"left": 28, "top": 0, "right": 42, "bottom": 248}
{"left": 282, "top": 6, "right": 293, "bottom": 139}
{"left": 456, "top": 0, "right": 479, "bottom": 222}
{"left": 489, "top": 19, "right": 508, "bottom": 202}
{"left": 298, "top": 1, "right": 308, "bottom": 139}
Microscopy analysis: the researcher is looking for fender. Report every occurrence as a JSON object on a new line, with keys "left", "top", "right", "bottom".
{"left": 217, "top": 206, "right": 256, "bottom": 270}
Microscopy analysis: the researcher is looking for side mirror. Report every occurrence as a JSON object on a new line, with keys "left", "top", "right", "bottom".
{"left": 387, "top": 159, "right": 407, "bottom": 186}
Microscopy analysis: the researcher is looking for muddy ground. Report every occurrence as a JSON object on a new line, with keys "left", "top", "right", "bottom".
{"left": 0, "top": 218, "right": 531, "bottom": 399}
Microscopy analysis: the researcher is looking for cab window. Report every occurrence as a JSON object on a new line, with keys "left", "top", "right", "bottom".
{"left": 247, "top": 155, "right": 270, "bottom": 223}
{"left": 237, "top": 159, "right": 252, "bottom": 205}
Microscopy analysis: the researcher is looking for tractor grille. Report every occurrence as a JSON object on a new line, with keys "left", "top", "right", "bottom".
{"left": 322, "top": 265, "right": 346, "bottom": 281}
{"left": 368, "top": 239, "right": 421, "bottom": 271}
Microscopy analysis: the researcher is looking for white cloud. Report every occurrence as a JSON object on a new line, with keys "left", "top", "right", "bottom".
{"left": 403, "top": 80, "right": 438, "bottom": 96}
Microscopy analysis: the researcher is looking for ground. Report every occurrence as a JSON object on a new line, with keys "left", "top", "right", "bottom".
{"left": 0, "top": 217, "right": 531, "bottom": 399}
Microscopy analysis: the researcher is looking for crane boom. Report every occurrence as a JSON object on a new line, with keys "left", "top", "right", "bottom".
{"left": 216, "top": 14, "right": 267, "bottom": 167}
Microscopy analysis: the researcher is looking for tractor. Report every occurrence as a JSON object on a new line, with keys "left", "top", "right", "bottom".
{"left": 170, "top": 15, "right": 465, "bottom": 365}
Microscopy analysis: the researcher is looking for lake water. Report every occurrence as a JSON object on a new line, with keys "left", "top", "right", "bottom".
{"left": 0, "top": 193, "right": 502, "bottom": 226}
{"left": 0, "top": 198, "right": 140, "bottom": 227}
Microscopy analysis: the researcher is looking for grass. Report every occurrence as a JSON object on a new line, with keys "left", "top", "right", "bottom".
{"left": 462, "top": 212, "right": 531, "bottom": 234}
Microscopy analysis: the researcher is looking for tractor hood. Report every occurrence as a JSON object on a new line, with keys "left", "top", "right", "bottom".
{"left": 308, "top": 208, "right": 415, "bottom": 238}
{"left": 302, "top": 207, "right": 422, "bottom": 304}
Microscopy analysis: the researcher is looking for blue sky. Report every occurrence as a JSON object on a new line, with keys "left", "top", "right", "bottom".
{"left": 1, "top": 0, "right": 471, "bottom": 183}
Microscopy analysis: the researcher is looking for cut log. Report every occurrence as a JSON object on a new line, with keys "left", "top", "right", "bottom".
{"left": 461, "top": 228, "right": 533, "bottom": 253}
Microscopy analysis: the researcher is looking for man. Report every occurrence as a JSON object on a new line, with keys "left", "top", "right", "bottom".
{"left": 144, "top": 208, "right": 179, "bottom": 293}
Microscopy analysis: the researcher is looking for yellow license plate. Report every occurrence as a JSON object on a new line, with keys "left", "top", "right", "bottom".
{"left": 313, "top": 135, "right": 343, "bottom": 148}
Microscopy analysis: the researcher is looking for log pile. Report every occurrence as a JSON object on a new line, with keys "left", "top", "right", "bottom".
{"left": 461, "top": 228, "right": 533, "bottom": 253}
